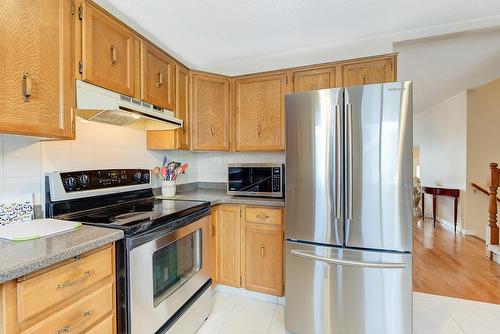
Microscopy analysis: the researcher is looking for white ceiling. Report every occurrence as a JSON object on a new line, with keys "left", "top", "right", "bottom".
{"left": 96, "top": 0, "right": 500, "bottom": 71}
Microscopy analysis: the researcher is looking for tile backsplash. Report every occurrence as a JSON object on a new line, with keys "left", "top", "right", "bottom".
{"left": 0, "top": 118, "right": 284, "bottom": 211}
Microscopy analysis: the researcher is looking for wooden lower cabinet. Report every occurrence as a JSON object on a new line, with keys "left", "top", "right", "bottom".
{"left": 212, "top": 205, "right": 284, "bottom": 296}
{"left": 244, "top": 224, "right": 284, "bottom": 296}
{"left": 216, "top": 205, "right": 241, "bottom": 287}
{"left": 0, "top": 244, "right": 116, "bottom": 334}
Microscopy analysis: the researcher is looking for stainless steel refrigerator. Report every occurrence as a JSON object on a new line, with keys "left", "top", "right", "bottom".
{"left": 285, "top": 82, "right": 413, "bottom": 334}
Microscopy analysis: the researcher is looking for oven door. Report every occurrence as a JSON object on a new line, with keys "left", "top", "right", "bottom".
{"left": 129, "top": 216, "right": 210, "bottom": 334}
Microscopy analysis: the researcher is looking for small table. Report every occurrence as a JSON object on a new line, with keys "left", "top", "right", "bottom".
{"left": 421, "top": 186, "right": 460, "bottom": 231}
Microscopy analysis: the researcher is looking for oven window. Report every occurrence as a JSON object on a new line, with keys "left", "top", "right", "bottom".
{"left": 228, "top": 167, "right": 272, "bottom": 193}
{"left": 152, "top": 229, "right": 202, "bottom": 307}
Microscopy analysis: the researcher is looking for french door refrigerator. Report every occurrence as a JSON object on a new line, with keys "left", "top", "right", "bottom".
{"left": 285, "top": 81, "right": 413, "bottom": 334}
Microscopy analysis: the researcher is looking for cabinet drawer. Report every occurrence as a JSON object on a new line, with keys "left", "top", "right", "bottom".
{"left": 245, "top": 207, "right": 282, "bottom": 226}
{"left": 17, "top": 247, "right": 113, "bottom": 322}
{"left": 21, "top": 282, "right": 113, "bottom": 334}
{"left": 86, "top": 315, "right": 114, "bottom": 334}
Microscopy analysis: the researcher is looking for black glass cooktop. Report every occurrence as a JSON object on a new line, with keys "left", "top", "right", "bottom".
{"left": 63, "top": 198, "right": 210, "bottom": 237}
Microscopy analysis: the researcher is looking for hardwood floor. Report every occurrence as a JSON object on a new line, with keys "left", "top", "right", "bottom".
{"left": 413, "top": 218, "right": 500, "bottom": 304}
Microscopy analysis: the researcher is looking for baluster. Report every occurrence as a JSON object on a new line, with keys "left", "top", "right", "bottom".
{"left": 488, "top": 163, "right": 499, "bottom": 259}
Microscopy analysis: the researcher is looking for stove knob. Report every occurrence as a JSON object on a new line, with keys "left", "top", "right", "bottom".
{"left": 63, "top": 176, "right": 76, "bottom": 189}
{"left": 142, "top": 172, "right": 150, "bottom": 183}
{"left": 78, "top": 174, "right": 90, "bottom": 187}
{"left": 133, "top": 171, "right": 142, "bottom": 183}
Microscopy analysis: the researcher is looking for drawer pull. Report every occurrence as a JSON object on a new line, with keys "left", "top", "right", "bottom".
{"left": 22, "top": 72, "right": 32, "bottom": 102}
{"left": 261, "top": 246, "right": 265, "bottom": 258}
{"left": 110, "top": 45, "right": 117, "bottom": 65}
{"left": 256, "top": 214, "right": 270, "bottom": 219}
{"left": 257, "top": 123, "right": 262, "bottom": 136}
{"left": 56, "top": 309, "right": 93, "bottom": 334}
{"left": 56, "top": 270, "right": 92, "bottom": 289}
{"left": 210, "top": 124, "right": 215, "bottom": 136}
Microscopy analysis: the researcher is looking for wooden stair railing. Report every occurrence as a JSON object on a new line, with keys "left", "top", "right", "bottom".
{"left": 487, "top": 163, "right": 500, "bottom": 259}
{"left": 471, "top": 183, "right": 500, "bottom": 202}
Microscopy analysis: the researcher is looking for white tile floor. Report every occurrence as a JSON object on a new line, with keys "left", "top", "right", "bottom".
{"left": 197, "top": 290, "right": 500, "bottom": 334}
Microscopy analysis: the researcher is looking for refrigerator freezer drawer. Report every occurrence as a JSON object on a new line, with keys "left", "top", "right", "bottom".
{"left": 285, "top": 241, "right": 412, "bottom": 334}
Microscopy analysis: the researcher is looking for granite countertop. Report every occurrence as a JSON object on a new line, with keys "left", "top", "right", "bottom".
{"left": 160, "top": 188, "right": 285, "bottom": 208}
{"left": 0, "top": 225, "right": 123, "bottom": 283}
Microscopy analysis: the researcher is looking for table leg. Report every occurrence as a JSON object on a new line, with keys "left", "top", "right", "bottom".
{"left": 422, "top": 193, "right": 425, "bottom": 219}
{"left": 454, "top": 197, "right": 458, "bottom": 232}
{"left": 432, "top": 194, "right": 437, "bottom": 227}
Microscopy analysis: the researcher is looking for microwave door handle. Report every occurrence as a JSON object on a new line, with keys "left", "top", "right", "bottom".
{"left": 290, "top": 250, "right": 407, "bottom": 269}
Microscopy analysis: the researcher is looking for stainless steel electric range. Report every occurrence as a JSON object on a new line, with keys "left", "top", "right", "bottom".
{"left": 45, "top": 169, "right": 212, "bottom": 334}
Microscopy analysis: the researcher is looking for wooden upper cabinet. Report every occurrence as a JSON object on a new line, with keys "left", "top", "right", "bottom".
{"left": 217, "top": 205, "right": 241, "bottom": 287}
{"left": 244, "top": 223, "right": 283, "bottom": 296}
{"left": 141, "top": 41, "right": 175, "bottom": 109}
{"left": 292, "top": 66, "right": 338, "bottom": 93}
{"left": 176, "top": 64, "right": 190, "bottom": 149}
{"left": 234, "top": 73, "right": 287, "bottom": 151}
{"left": 342, "top": 57, "right": 395, "bottom": 87}
{"left": 81, "top": 1, "right": 137, "bottom": 96}
{"left": 190, "top": 73, "right": 230, "bottom": 151}
{"left": 0, "top": 0, "right": 74, "bottom": 139}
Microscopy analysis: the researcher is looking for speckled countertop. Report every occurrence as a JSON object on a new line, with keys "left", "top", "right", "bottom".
{"left": 0, "top": 225, "right": 123, "bottom": 283}
{"left": 158, "top": 188, "right": 285, "bottom": 208}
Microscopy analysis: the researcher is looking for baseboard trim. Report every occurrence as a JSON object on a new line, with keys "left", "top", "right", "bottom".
{"left": 421, "top": 216, "right": 476, "bottom": 236}
{"left": 214, "top": 284, "right": 285, "bottom": 305}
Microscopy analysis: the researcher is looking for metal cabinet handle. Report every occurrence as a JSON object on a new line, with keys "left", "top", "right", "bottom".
{"left": 56, "top": 270, "right": 92, "bottom": 289}
{"left": 256, "top": 214, "right": 269, "bottom": 219}
{"left": 157, "top": 71, "right": 163, "bottom": 87}
{"left": 211, "top": 224, "right": 215, "bottom": 237}
{"left": 261, "top": 246, "right": 265, "bottom": 258}
{"left": 291, "top": 250, "right": 407, "bottom": 269}
{"left": 110, "top": 45, "right": 117, "bottom": 65}
{"left": 210, "top": 124, "right": 215, "bottom": 136}
{"left": 56, "top": 310, "right": 93, "bottom": 334}
{"left": 257, "top": 123, "right": 262, "bottom": 135}
{"left": 22, "top": 72, "right": 32, "bottom": 102}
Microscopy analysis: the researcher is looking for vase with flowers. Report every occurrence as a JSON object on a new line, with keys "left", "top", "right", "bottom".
{"left": 153, "top": 156, "right": 189, "bottom": 197}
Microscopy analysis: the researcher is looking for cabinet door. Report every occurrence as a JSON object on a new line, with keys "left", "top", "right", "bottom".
{"left": 191, "top": 73, "right": 230, "bottom": 151}
{"left": 141, "top": 41, "right": 175, "bottom": 109}
{"left": 292, "top": 67, "right": 338, "bottom": 93}
{"left": 234, "top": 73, "right": 287, "bottom": 151}
{"left": 245, "top": 224, "right": 283, "bottom": 296}
{"left": 217, "top": 205, "right": 241, "bottom": 287}
{"left": 176, "top": 64, "right": 190, "bottom": 149}
{"left": 342, "top": 58, "right": 395, "bottom": 87}
{"left": 146, "top": 64, "right": 189, "bottom": 150}
{"left": 0, "top": 0, "right": 74, "bottom": 139}
{"left": 82, "top": 1, "right": 136, "bottom": 96}
{"left": 210, "top": 209, "right": 218, "bottom": 286}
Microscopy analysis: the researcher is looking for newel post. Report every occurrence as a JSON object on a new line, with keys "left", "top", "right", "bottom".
{"left": 487, "top": 163, "right": 500, "bottom": 259}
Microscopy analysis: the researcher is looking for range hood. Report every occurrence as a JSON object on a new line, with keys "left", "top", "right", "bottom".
{"left": 76, "top": 80, "right": 183, "bottom": 130}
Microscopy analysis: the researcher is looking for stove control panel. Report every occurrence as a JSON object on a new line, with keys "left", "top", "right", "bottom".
{"left": 60, "top": 169, "right": 151, "bottom": 192}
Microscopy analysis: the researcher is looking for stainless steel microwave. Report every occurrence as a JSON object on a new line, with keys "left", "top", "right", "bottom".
{"left": 227, "top": 163, "right": 284, "bottom": 198}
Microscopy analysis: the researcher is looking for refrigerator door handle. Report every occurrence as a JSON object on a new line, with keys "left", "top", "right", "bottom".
{"left": 335, "top": 104, "right": 342, "bottom": 219}
{"left": 346, "top": 103, "right": 353, "bottom": 220}
{"left": 290, "top": 249, "right": 407, "bottom": 269}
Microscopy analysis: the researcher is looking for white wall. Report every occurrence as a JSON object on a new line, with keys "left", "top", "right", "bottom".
{"left": 465, "top": 78, "right": 500, "bottom": 240}
{"left": 414, "top": 91, "right": 467, "bottom": 229}
{"left": 0, "top": 118, "right": 198, "bottom": 208}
